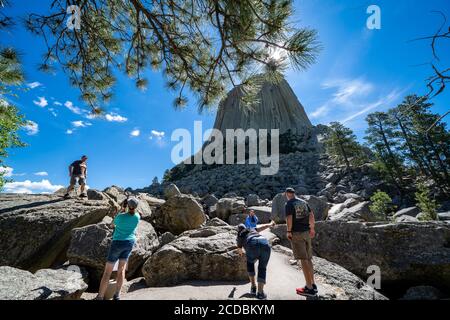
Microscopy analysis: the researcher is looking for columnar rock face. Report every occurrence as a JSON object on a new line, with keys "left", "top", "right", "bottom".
{"left": 313, "top": 221, "right": 450, "bottom": 288}
{"left": 0, "top": 266, "right": 88, "bottom": 300}
{"left": 142, "top": 225, "right": 247, "bottom": 286}
{"left": 213, "top": 77, "right": 313, "bottom": 136}
{"left": 0, "top": 194, "right": 117, "bottom": 271}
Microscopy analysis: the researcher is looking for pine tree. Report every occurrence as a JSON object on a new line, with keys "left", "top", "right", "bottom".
{"left": 323, "top": 122, "right": 366, "bottom": 170}
{"left": 369, "top": 190, "right": 395, "bottom": 220}
{"left": 415, "top": 183, "right": 438, "bottom": 221}
{"left": 365, "top": 112, "right": 405, "bottom": 192}
{"left": 0, "top": 4, "right": 26, "bottom": 190}
{"left": 25, "top": 0, "right": 321, "bottom": 112}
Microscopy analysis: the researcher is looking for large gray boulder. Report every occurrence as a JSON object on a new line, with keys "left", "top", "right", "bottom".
{"left": 0, "top": 194, "right": 117, "bottom": 271}
{"left": 67, "top": 220, "right": 159, "bottom": 280}
{"left": 328, "top": 201, "right": 385, "bottom": 222}
{"left": 142, "top": 225, "right": 247, "bottom": 286}
{"left": 271, "top": 193, "right": 287, "bottom": 223}
{"left": 393, "top": 207, "right": 420, "bottom": 219}
{"left": 164, "top": 183, "right": 181, "bottom": 199}
{"left": 215, "top": 198, "right": 246, "bottom": 221}
{"left": 153, "top": 194, "right": 206, "bottom": 235}
{"left": 201, "top": 194, "right": 219, "bottom": 207}
{"left": 313, "top": 221, "right": 450, "bottom": 288}
{"left": 103, "top": 186, "right": 126, "bottom": 203}
{"left": 0, "top": 266, "right": 88, "bottom": 300}
{"left": 246, "top": 194, "right": 261, "bottom": 207}
{"left": 300, "top": 195, "right": 329, "bottom": 221}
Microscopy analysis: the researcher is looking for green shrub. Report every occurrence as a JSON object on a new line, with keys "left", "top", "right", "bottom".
{"left": 369, "top": 190, "right": 395, "bottom": 220}
{"left": 415, "top": 183, "right": 438, "bottom": 221}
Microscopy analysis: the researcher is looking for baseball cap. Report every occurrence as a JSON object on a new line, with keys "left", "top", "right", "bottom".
{"left": 127, "top": 197, "right": 139, "bottom": 209}
{"left": 285, "top": 187, "right": 296, "bottom": 194}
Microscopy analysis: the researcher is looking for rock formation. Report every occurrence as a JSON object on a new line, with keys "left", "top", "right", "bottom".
{"left": 213, "top": 77, "right": 313, "bottom": 136}
{"left": 0, "top": 266, "right": 88, "bottom": 300}
{"left": 313, "top": 221, "right": 450, "bottom": 288}
{"left": 0, "top": 194, "right": 117, "bottom": 271}
{"left": 142, "top": 225, "right": 247, "bottom": 286}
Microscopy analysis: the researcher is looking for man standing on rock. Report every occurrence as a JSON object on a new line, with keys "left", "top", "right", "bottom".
{"left": 64, "top": 155, "right": 88, "bottom": 198}
{"left": 285, "top": 187, "right": 318, "bottom": 297}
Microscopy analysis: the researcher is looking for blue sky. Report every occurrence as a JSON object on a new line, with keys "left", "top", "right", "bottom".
{"left": 1, "top": 0, "right": 449, "bottom": 193}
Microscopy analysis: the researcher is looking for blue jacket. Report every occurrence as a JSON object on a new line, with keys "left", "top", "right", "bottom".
{"left": 245, "top": 215, "right": 259, "bottom": 229}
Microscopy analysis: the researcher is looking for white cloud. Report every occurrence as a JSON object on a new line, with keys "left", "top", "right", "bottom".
{"left": 3, "top": 179, "right": 64, "bottom": 194}
{"left": 27, "top": 82, "right": 43, "bottom": 89}
{"left": 53, "top": 101, "right": 63, "bottom": 106}
{"left": 150, "top": 130, "right": 165, "bottom": 140}
{"left": 71, "top": 121, "right": 92, "bottom": 128}
{"left": 341, "top": 89, "right": 403, "bottom": 124}
{"left": 33, "top": 96, "right": 48, "bottom": 107}
{"left": 66, "top": 129, "right": 73, "bottom": 135}
{"left": 0, "top": 166, "right": 13, "bottom": 178}
{"left": 130, "top": 129, "right": 140, "bottom": 137}
{"left": 64, "top": 101, "right": 83, "bottom": 114}
{"left": 105, "top": 113, "right": 127, "bottom": 122}
{"left": 322, "top": 79, "right": 374, "bottom": 106}
{"left": 34, "top": 171, "right": 48, "bottom": 176}
{"left": 23, "top": 121, "right": 39, "bottom": 135}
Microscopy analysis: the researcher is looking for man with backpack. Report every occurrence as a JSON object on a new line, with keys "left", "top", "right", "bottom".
{"left": 64, "top": 155, "right": 88, "bottom": 198}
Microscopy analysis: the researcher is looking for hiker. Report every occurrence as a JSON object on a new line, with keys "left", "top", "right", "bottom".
{"left": 236, "top": 220, "right": 275, "bottom": 300}
{"left": 96, "top": 197, "right": 140, "bottom": 300}
{"left": 285, "top": 187, "right": 318, "bottom": 297}
{"left": 245, "top": 209, "right": 259, "bottom": 229}
{"left": 64, "top": 155, "right": 88, "bottom": 198}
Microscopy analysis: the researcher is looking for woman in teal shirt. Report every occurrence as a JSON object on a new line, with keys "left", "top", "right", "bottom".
{"left": 96, "top": 197, "right": 140, "bottom": 300}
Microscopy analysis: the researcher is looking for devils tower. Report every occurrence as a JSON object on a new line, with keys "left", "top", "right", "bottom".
{"left": 213, "top": 77, "right": 313, "bottom": 136}
{"left": 145, "top": 74, "right": 323, "bottom": 199}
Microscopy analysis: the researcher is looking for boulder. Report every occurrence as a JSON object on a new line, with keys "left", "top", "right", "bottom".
{"left": 270, "top": 224, "right": 290, "bottom": 248}
{"left": 164, "top": 183, "right": 181, "bottom": 199}
{"left": 153, "top": 194, "right": 206, "bottom": 235}
{"left": 0, "top": 266, "right": 88, "bottom": 300}
{"left": 271, "top": 193, "right": 287, "bottom": 223}
{"left": 135, "top": 198, "right": 153, "bottom": 222}
{"left": 300, "top": 195, "right": 329, "bottom": 221}
{"left": 138, "top": 193, "right": 165, "bottom": 210}
{"left": 103, "top": 186, "right": 126, "bottom": 203}
{"left": 395, "top": 215, "right": 419, "bottom": 223}
{"left": 201, "top": 194, "right": 219, "bottom": 207}
{"left": 215, "top": 198, "right": 246, "bottom": 221}
{"left": 205, "top": 217, "right": 229, "bottom": 227}
{"left": 329, "top": 201, "right": 385, "bottom": 222}
{"left": 87, "top": 189, "right": 108, "bottom": 201}
{"left": 142, "top": 225, "right": 247, "bottom": 286}
{"left": 393, "top": 207, "right": 420, "bottom": 219}
{"left": 159, "top": 232, "right": 176, "bottom": 247}
{"left": 313, "top": 221, "right": 450, "bottom": 288}
{"left": 439, "top": 212, "right": 450, "bottom": 221}
{"left": 328, "top": 203, "right": 345, "bottom": 218}
{"left": 67, "top": 220, "right": 159, "bottom": 280}
{"left": 228, "top": 214, "right": 247, "bottom": 226}
{"left": 245, "top": 194, "right": 261, "bottom": 207}
{"left": 400, "top": 286, "right": 442, "bottom": 300}
{"left": 0, "top": 194, "right": 117, "bottom": 271}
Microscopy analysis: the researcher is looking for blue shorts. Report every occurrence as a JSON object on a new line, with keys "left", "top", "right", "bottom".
{"left": 107, "top": 240, "right": 135, "bottom": 263}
